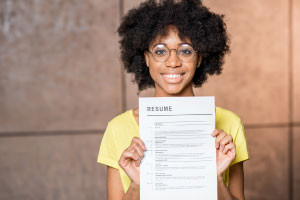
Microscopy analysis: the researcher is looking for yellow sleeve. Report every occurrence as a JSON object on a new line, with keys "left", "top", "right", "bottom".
{"left": 231, "top": 121, "right": 249, "bottom": 166}
{"left": 97, "top": 122, "right": 120, "bottom": 169}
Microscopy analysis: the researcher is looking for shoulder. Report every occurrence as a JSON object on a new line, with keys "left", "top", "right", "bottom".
{"left": 108, "top": 110, "right": 133, "bottom": 128}
{"left": 215, "top": 107, "right": 244, "bottom": 138}
{"left": 216, "top": 107, "right": 242, "bottom": 126}
{"left": 105, "top": 109, "right": 139, "bottom": 138}
{"left": 216, "top": 108, "right": 249, "bottom": 165}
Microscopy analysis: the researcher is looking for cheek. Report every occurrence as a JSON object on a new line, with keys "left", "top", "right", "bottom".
{"left": 149, "top": 62, "right": 163, "bottom": 76}
{"left": 187, "top": 63, "right": 197, "bottom": 76}
{"left": 148, "top": 68, "right": 155, "bottom": 80}
{"left": 148, "top": 66, "right": 159, "bottom": 82}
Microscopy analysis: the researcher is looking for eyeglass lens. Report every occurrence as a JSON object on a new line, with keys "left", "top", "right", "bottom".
{"left": 151, "top": 44, "right": 195, "bottom": 62}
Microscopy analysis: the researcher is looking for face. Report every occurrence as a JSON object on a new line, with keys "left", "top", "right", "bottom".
{"left": 145, "top": 28, "right": 202, "bottom": 97}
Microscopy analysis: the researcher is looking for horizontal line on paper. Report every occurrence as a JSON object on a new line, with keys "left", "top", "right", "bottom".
{"left": 147, "top": 114, "right": 212, "bottom": 116}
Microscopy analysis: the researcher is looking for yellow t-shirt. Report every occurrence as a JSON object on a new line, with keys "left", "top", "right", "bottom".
{"left": 97, "top": 107, "right": 249, "bottom": 193}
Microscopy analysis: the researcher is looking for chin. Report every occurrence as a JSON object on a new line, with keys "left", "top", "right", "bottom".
{"left": 163, "top": 85, "right": 185, "bottom": 96}
{"left": 155, "top": 81, "right": 193, "bottom": 97}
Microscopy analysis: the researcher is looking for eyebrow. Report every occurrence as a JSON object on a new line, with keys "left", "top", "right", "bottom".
{"left": 151, "top": 42, "right": 192, "bottom": 49}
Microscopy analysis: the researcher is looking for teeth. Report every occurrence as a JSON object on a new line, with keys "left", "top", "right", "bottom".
{"left": 163, "top": 74, "right": 182, "bottom": 78}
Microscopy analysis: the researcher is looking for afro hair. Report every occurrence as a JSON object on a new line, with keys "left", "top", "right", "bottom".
{"left": 118, "top": 0, "right": 230, "bottom": 91}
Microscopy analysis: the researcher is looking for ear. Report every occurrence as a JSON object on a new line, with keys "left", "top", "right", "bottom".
{"left": 144, "top": 51, "right": 150, "bottom": 67}
{"left": 196, "top": 55, "right": 202, "bottom": 68}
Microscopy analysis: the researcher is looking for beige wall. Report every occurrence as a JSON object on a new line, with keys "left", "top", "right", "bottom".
{"left": 0, "top": 0, "right": 299, "bottom": 199}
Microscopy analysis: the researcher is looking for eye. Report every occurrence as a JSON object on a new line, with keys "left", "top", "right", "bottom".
{"left": 154, "top": 49, "right": 167, "bottom": 55}
{"left": 179, "top": 49, "right": 193, "bottom": 57}
{"left": 180, "top": 49, "right": 192, "bottom": 55}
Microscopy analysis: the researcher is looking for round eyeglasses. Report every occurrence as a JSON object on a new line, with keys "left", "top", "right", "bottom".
{"left": 147, "top": 43, "right": 197, "bottom": 62}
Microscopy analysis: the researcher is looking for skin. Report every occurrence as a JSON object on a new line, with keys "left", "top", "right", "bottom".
{"left": 145, "top": 28, "right": 202, "bottom": 97}
{"left": 107, "top": 28, "right": 245, "bottom": 200}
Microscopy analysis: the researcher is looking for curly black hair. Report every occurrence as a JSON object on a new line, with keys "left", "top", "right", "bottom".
{"left": 118, "top": 0, "right": 230, "bottom": 91}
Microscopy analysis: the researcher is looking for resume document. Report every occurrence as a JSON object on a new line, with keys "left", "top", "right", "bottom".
{"left": 139, "top": 97, "right": 217, "bottom": 200}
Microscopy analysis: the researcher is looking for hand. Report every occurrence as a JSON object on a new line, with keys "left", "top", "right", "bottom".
{"left": 118, "top": 137, "right": 146, "bottom": 186}
{"left": 211, "top": 129, "right": 236, "bottom": 177}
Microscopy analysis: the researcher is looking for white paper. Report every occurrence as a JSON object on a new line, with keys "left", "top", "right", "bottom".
{"left": 139, "top": 97, "right": 217, "bottom": 200}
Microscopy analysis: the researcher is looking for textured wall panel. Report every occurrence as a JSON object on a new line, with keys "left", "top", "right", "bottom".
{"left": 294, "top": 127, "right": 300, "bottom": 200}
{"left": 125, "top": 73, "right": 154, "bottom": 110}
{"left": 0, "top": 133, "right": 106, "bottom": 200}
{"left": 195, "top": 0, "right": 289, "bottom": 125}
{"left": 293, "top": 0, "right": 300, "bottom": 122}
{"left": 123, "top": 0, "right": 289, "bottom": 124}
{"left": 123, "top": 0, "right": 145, "bottom": 12}
{"left": 125, "top": 73, "right": 139, "bottom": 110}
{"left": 244, "top": 127, "right": 289, "bottom": 200}
{"left": 0, "top": 0, "right": 122, "bottom": 132}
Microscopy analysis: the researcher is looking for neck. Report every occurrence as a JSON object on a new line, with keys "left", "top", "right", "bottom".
{"left": 154, "top": 84, "right": 195, "bottom": 97}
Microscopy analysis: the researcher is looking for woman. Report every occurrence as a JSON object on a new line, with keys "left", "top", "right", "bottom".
{"left": 98, "top": 0, "right": 249, "bottom": 199}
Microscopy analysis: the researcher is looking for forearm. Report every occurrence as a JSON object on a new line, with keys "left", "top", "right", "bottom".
{"left": 217, "top": 176, "right": 239, "bottom": 200}
{"left": 122, "top": 183, "right": 140, "bottom": 200}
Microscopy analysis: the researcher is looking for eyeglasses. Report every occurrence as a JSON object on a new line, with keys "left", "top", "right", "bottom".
{"left": 147, "top": 43, "right": 197, "bottom": 62}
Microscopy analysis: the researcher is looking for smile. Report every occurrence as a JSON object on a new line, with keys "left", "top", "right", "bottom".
{"left": 162, "top": 74, "right": 183, "bottom": 78}
{"left": 162, "top": 73, "right": 184, "bottom": 83}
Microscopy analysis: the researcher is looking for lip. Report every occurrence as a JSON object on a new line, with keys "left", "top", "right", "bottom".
{"left": 161, "top": 73, "right": 185, "bottom": 83}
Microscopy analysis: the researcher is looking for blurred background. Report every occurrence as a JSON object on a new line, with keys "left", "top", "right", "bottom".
{"left": 0, "top": 0, "right": 299, "bottom": 199}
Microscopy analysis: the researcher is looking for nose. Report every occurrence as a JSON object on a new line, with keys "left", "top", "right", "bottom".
{"left": 165, "top": 49, "right": 182, "bottom": 68}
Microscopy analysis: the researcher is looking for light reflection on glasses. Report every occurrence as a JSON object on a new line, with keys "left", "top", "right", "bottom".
{"left": 148, "top": 43, "right": 197, "bottom": 62}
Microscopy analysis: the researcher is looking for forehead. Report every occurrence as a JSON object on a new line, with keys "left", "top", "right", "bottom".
{"left": 149, "top": 27, "right": 192, "bottom": 47}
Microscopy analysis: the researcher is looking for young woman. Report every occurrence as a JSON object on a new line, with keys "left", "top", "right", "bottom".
{"left": 98, "top": 1, "right": 249, "bottom": 199}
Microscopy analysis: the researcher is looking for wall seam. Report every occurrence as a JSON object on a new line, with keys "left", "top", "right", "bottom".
{"left": 0, "top": 130, "right": 105, "bottom": 138}
{"left": 244, "top": 122, "right": 297, "bottom": 129}
{"left": 1, "top": 122, "right": 300, "bottom": 138}
{"left": 288, "top": 0, "right": 294, "bottom": 199}
{"left": 119, "top": 0, "right": 127, "bottom": 112}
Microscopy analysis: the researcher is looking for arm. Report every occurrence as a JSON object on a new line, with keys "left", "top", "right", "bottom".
{"left": 107, "top": 167, "right": 124, "bottom": 200}
{"left": 107, "top": 167, "right": 140, "bottom": 200}
{"left": 217, "top": 162, "right": 245, "bottom": 200}
{"left": 228, "top": 162, "right": 245, "bottom": 200}
{"left": 212, "top": 130, "right": 245, "bottom": 200}
{"left": 107, "top": 137, "right": 146, "bottom": 200}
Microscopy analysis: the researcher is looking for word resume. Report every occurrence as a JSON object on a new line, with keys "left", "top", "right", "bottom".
{"left": 139, "top": 97, "right": 217, "bottom": 200}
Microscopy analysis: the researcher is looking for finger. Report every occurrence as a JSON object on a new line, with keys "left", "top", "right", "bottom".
{"left": 215, "top": 132, "right": 226, "bottom": 149}
{"left": 133, "top": 144, "right": 145, "bottom": 158}
{"left": 119, "top": 147, "right": 143, "bottom": 169}
{"left": 227, "top": 147, "right": 236, "bottom": 160}
{"left": 219, "top": 135, "right": 233, "bottom": 152}
{"left": 135, "top": 160, "right": 140, "bottom": 167}
{"left": 222, "top": 142, "right": 235, "bottom": 154}
{"left": 127, "top": 148, "right": 144, "bottom": 167}
{"left": 118, "top": 151, "right": 137, "bottom": 169}
{"left": 135, "top": 154, "right": 145, "bottom": 167}
{"left": 128, "top": 141, "right": 146, "bottom": 157}
{"left": 211, "top": 129, "right": 223, "bottom": 137}
{"left": 123, "top": 151, "right": 140, "bottom": 161}
{"left": 131, "top": 137, "right": 146, "bottom": 151}
{"left": 127, "top": 140, "right": 144, "bottom": 153}
{"left": 119, "top": 147, "right": 132, "bottom": 162}
{"left": 126, "top": 145, "right": 136, "bottom": 153}
{"left": 133, "top": 145, "right": 146, "bottom": 167}
{"left": 230, "top": 144, "right": 236, "bottom": 155}
{"left": 133, "top": 147, "right": 144, "bottom": 167}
